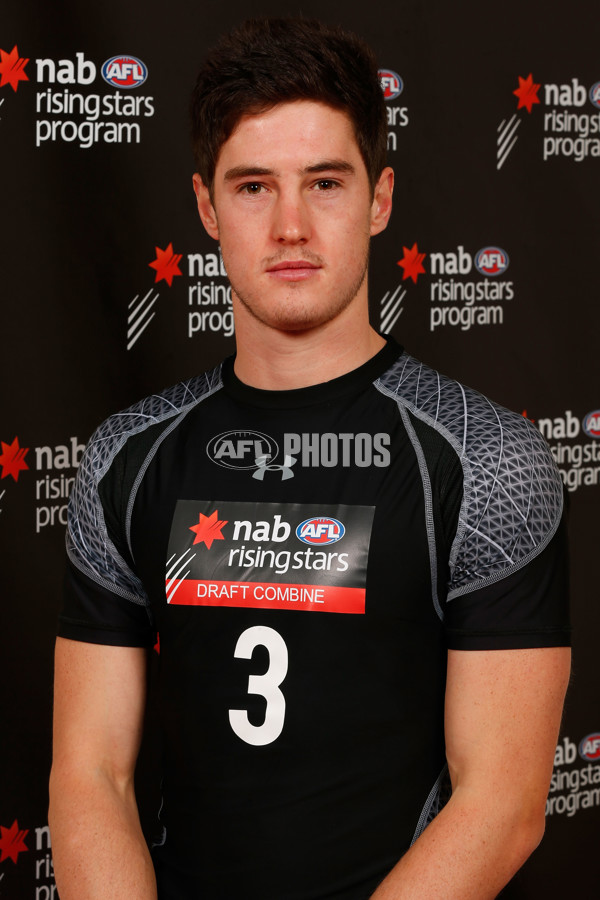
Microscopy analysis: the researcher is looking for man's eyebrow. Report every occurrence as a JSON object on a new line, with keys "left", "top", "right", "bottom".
{"left": 223, "top": 166, "right": 278, "bottom": 181}
{"left": 304, "top": 159, "right": 356, "bottom": 175}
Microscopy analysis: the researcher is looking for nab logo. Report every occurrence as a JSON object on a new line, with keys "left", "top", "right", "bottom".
{"left": 582, "top": 410, "right": 600, "bottom": 438}
{"left": 296, "top": 517, "right": 345, "bottom": 546}
{"left": 207, "top": 430, "right": 278, "bottom": 470}
{"left": 475, "top": 246, "right": 509, "bottom": 277}
{"left": 101, "top": 55, "right": 148, "bottom": 88}
{"left": 589, "top": 82, "right": 600, "bottom": 109}
{"left": 579, "top": 733, "right": 600, "bottom": 761}
{"left": 378, "top": 69, "right": 403, "bottom": 101}
{"left": 0, "top": 436, "right": 29, "bottom": 482}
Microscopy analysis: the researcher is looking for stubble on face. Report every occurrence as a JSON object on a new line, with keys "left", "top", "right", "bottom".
{"left": 224, "top": 237, "right": 371, "bottom": 333}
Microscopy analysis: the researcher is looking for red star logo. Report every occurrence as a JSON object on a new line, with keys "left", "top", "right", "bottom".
{"left": 0, "top": 437, "right": 29, "bottom": 481}
{"left": 149, "top": 243, "right": 183, "bottom": 286}
{"left": 513, "top": 73, "right": 540, "bottom": 113}
{"left": 0, "top": 46, "right": 29, "bottom": 92}
{"left": 521, "top": 409, "right": 535, "bottom": 424}
{"left": 0, "top": 820, "right": 29, "bottom": 864}
{"left": 397, "top": 243, "right": 426, "bottom": 284}
{"left": 189, "top": 509, "right": 228, "bottom": 548}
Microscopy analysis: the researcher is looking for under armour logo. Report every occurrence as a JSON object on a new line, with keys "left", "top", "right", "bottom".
{"left": 253, "top": 454, "right": 296, "bottom": 481}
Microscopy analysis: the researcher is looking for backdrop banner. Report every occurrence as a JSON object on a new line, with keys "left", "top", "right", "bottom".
{"left": 1, "top": 2, "right": 598, "bottom": 896}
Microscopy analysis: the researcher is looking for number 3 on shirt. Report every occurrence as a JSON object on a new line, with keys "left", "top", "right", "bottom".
{"left": 229, "top": 625, "right": 288, "bottom": 746}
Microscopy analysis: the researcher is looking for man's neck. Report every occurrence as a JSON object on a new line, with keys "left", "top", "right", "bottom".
{"left": 232, "top": 310, "right": 386, "bottom": 391}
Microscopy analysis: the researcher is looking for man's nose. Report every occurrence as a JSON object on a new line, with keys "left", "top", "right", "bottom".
{"left": 271, "top": 190, "right": 311, "bottom": 244}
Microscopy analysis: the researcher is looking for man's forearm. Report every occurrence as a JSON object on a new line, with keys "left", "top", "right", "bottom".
{"left": 369, "top": 786, "right": 544, "bottom": 900}
{"left": 49, "top": 768, "right": 157, "bottom": 900}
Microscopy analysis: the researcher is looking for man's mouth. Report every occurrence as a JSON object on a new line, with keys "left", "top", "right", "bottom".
{"left": 266, "top": 260, "right": 321, "bottom": 281}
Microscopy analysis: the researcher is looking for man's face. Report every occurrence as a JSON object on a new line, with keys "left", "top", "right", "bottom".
{"left": 193, "top": 100, "right": 393, "bottom": 334}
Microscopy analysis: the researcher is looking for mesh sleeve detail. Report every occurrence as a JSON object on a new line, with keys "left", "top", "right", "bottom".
{"left": 411, "top": 764, "right": 452, "bottom": 845}
{"left": 66, "top": 367, "right": 223, "bottom": 605}
{"left": 376, "top": 352, "right": 563, "bottom": 599}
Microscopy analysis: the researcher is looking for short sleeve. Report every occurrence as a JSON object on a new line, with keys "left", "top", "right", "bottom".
{"left": 59, "top": 368, "right": 224, "bottom": 647}
{"left": 444, "top": 512, "right": 570, "bottom": 649}
{"left": 60, "top": 560, "right": 154, "bottom": 647}
{"left": 443, "top": 394, "right": 570, "bottom": 649}
{"left": 60, "top": 413, "right": 153, "bottom": 646}
{"left": 65, "top": 416, "right": 151, "bottom": 606}
{"left": 376, "top": 350, "right": 570, "bottom": 650}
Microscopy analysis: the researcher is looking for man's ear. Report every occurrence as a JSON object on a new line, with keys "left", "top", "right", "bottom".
{"left": 369, "top": 167, "right": 394, "bottom": 237}
{"left": 192, "top": 173, "right": 219, "bottom": 241}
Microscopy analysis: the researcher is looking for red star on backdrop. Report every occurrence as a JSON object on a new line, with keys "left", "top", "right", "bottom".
{"left": 149, "top": 243, "right": 183, "bottom": 286}
{"left": 0, "top": 46, "right": 29, "bottom": 92}
{"left": 397, "top": 243, "right": 427, "bottom": 284}
{"left": 0, "top": 820, "right": 29, "bottom": 864}
{"left": 0, "top": 437, "right": 29, "bottom": 481}
{"left": 513, "top": 73, "right": 540, "bottom": 113}
{"left": 189, "top": 510, "right": 228, "bottom": 548}
{"left": 521, "top": 409, "right": 535, "bottom": 424}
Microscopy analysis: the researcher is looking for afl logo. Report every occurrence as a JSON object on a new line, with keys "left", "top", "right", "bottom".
{"left": 579, "top": 733, "right": 600, "bottom": 761}
{"left": 296, "top": 516, "right": 345, "bottom": 545}
{"left": 475, "top": 246, "right": 509, "bottom": 277}
{"left": 101, "top": 55, "right": 148, "bottom": 88}
{"left": 589, "top": 82, "right": 600, "bottom": 109}
{"left": 378, "top": 69, "right": 403, "bottom": 101}
{"left": 582, "top": 410, "right": 600, "bottom": 438}
{"left": 207, "top": 430, "right": 279, "bottom": 470}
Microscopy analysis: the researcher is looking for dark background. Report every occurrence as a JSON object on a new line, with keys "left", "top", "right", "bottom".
{"left": 1, "top": 1, "right": 598, "bottom": 895}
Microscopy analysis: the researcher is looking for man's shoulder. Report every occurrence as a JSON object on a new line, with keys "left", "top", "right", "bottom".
{"left": 82, "top": 363, "right": 225, "bottom": 479}
{"left": 377, "top": 349, "right": 550, "bottom": 470}
{"left": 377, "top": 349, "right": 564, "bottom": 596}
{"left": 70, "top": 361, "right": 225, "bottom": 536}
{"left": 65, "top": 361, "right": 226, "bottom": 604}
{"left": 96, "top": 364, "right": 223, "bottom": 447}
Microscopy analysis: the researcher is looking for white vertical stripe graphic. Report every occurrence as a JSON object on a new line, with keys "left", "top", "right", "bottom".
{"left": 379, "top": 285, "right": 406, "bottom": 334}
{"left": 497, "top": 114, "right": 521, "bottom": 170}
{"left": 127, "top": 289, "right": 159, "bottom": 350}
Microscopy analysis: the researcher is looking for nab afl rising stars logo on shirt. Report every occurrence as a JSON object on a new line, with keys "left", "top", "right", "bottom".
{"left": 165, "top": 500, "right": 375, "bottom": 615}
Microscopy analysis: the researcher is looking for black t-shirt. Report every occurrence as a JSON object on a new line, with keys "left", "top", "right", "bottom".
{"left": 60, "top": 339, "right": 570, "bottom": 899}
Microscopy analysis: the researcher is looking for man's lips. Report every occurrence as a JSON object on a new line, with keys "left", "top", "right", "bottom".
{"left": 265, "top": 260, "right": 321, "bottom": 281}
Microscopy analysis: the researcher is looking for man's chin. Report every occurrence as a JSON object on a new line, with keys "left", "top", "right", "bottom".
{"left": 238, "top": 298, "right": 326, "bottom": 333}
{"left": 267, "top": 308, "right": 342, "bottom": 334}
{"left": 232, "top": 285, "right": 362, "bottom": 335}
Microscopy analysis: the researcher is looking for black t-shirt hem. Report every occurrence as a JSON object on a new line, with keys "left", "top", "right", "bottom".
{"left": 58, "top": 615, "right": 153, "bottom": 648}
{"left": 57, "top": 616, "right": 152, "bottom": 648}
{"left": 446, "top": 627, "right": 571, "bottom": 651}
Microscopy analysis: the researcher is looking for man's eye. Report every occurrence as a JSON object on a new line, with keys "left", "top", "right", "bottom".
{"left": 314, "top": 180, "right": 338, "bottom": 191}
{"left": 240, "top": 183, "right": 264, "bottom": 194}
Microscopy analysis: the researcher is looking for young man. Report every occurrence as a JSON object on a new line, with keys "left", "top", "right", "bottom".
{"left": 49, "top": 19, "right": 571, "bottom": 900}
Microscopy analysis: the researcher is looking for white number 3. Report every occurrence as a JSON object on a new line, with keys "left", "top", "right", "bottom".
{"left": 229, "top": 625, "right": 288, "bottom": 746}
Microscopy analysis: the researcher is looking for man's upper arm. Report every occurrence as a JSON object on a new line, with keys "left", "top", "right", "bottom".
{"left": 52, "top": 636, "right": 147, "bottom": 785}
{"left": 444, "top": 646, "right": 571, "bottom": 817}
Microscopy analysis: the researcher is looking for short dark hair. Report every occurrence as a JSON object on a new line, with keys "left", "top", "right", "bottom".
{"left": 190, "top": 18, "right": 387, "bottom": 196}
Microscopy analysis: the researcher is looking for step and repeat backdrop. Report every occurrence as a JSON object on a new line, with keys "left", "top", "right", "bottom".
{"left": 1, "top": 1, "right": 598, "bottom": 896}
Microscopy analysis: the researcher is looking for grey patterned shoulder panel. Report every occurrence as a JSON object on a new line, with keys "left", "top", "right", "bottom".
{"left": 66, "top": 366, "right": 223, "bottom": 605}
{"left": 376, "top": 351, "right": 563, "bottom": 599}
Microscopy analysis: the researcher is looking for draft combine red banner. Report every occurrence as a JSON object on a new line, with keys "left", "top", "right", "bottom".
{"left": 166, "top": 578, "right": 366, "bottom": 613}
